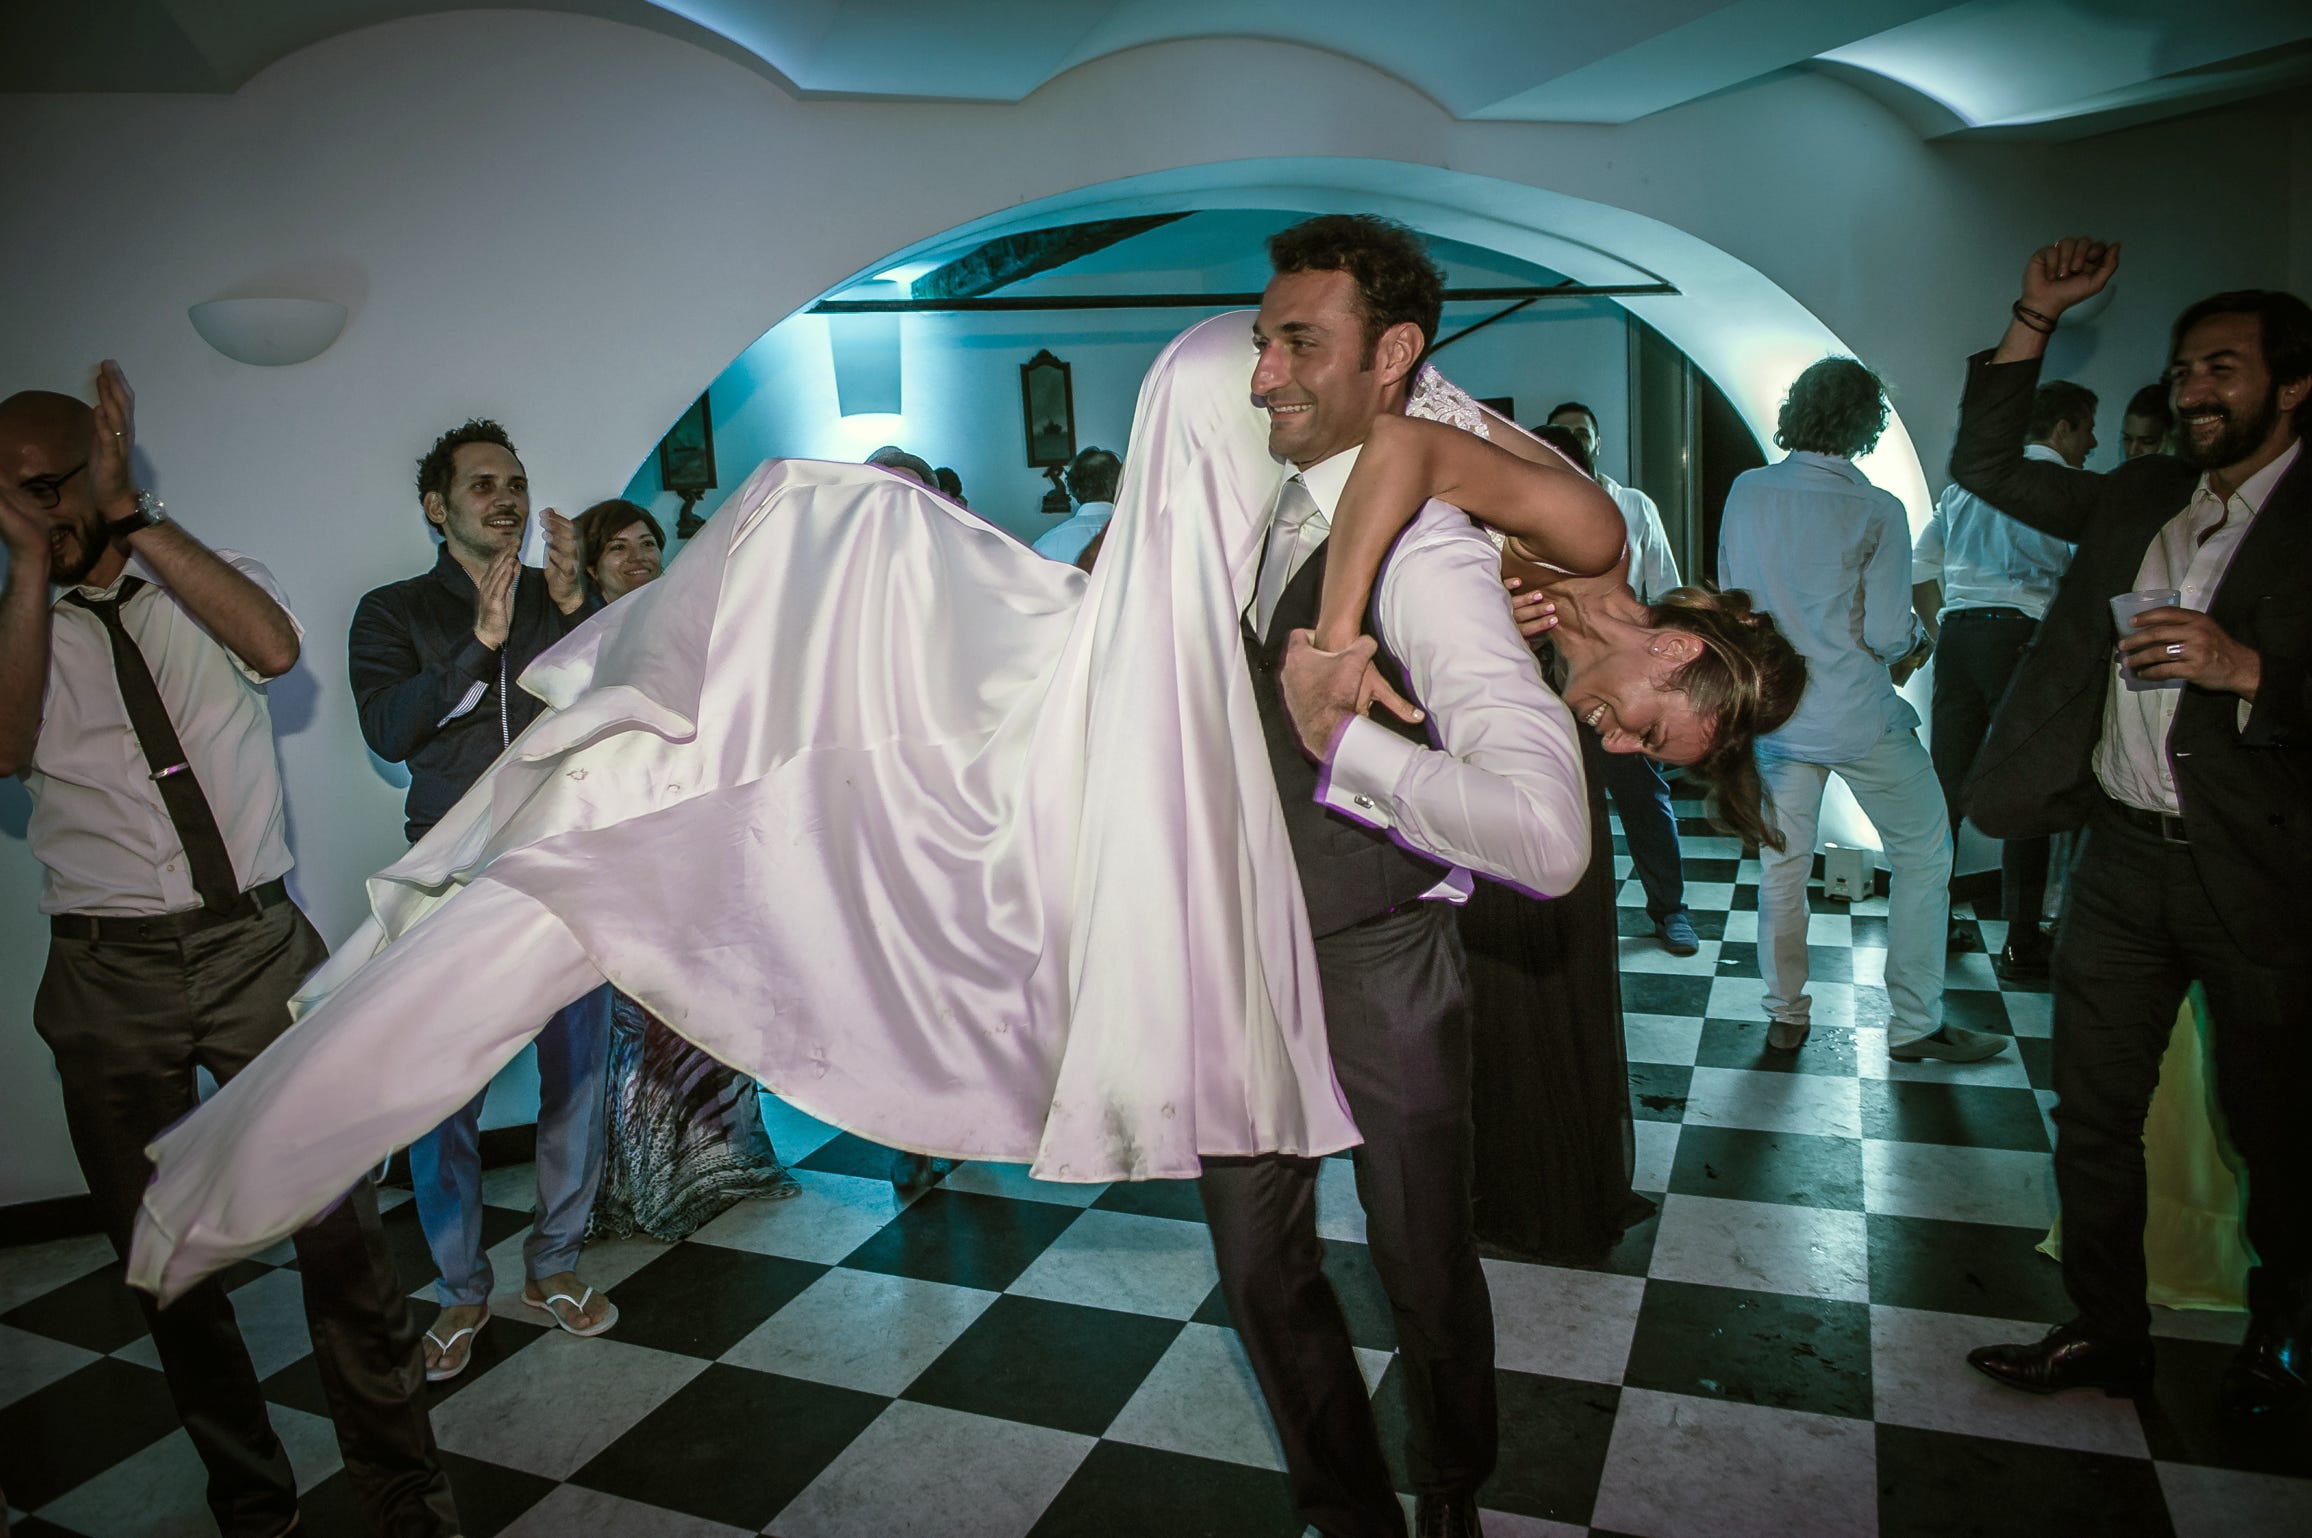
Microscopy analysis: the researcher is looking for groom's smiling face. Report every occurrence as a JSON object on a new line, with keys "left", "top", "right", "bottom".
{"left": 1251, "top": 269, "right": 1398, "bottom": 469}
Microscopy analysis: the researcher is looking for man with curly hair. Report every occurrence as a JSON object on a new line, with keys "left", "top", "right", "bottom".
{"left": 1720, "top": 360, "right": 2004, "bottom": 1064}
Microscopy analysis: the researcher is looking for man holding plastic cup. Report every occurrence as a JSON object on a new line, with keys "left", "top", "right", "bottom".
{"left": 1947, "top": 238, "right": 2311, "bottom": 1418}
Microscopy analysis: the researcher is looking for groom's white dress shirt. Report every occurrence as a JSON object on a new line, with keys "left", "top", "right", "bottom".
{"left": 1266, "top": 444, "right": 1592, "bottom": 901}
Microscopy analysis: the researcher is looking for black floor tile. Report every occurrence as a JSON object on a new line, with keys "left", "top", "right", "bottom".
{"left": 0, "top": 1261, "right": 154, "bottom": 1353}
{"left": 1714, "top": 940, "right": 1761, "bottom": 978}
{"left": 1027, "top": 1439, "right": 1303, "bottom": 1538}
{"left": 1622, "top": 1279, "right": 1873, "bottom": 1421}
{"left": 600, "top": 1243, "right": 825, "bottom": 1359}
{"left": 2016, "top": 1035, "right": 2055, "bottom": 1092}
{"left": 1628, "top": 1062, "right": 1693, "bottom": 1123}
{"left": 1864, "top": 1214, "right": 2072, "bottom": 1324}
{"left": 1696, "top": 1018, "right": 1859, "bottom": 1077}
{"left": 2137, "top": 1335, "right": 2312, "bottom": 1480}
{"left": 1804, "top": 944, "right": 1855, "bottom": 984}
{"left": 1683, "top": 908, "right": 1729, "bottom": 941}
{"left": 1730, "top": 883, "right": 1760, "bottom": 911}
{"left": 1592, "top": 1201, "right": 1662, "bottom": 1279}
{"left": 300, "top": 1448, "right": 557, "bottom": 1538}
{"left": 1095, "top": 1177, "right": 1209, "bottom": 1225}
{"left": 1616, "top": 907, "right": 1661, "bottom": 938}
{"left": 904, "top": 1294, "right": 1181, "bottom": 1436}
{"left": 1875, "top": 1422, "right": 2174, "bottom": 1538}
{"left": 1942, "top": 989, "right": 2014, "bottom": 1035}
{"left": 1852, "top": 914, "right": 1892, "bottom": 948}
{"left": 1860, "top": 1079, "right": 2050, "bottom": 1154}
{"left": 1668, "top": 1125, "right": 1864, "bottom": 1211}
{"left": 794, "top": 1130, "right": 924, "bottom": 1182}
{"left": 1683, "top": 857, "right": 1742, "bottom": 882}
{"left": 573, "top": 1363, "right": 888, "bottom": 1529}
{"left": 839, "top": 1188, "right": 1083, "bottom": 1292}
{"left": 1479, "top": 1370, "right": 1621, "bottom": 1526}
{"left": 377, "top": 1200, "right": 530, "bottom": 1299}
{"left": 1620, "top": 972, "right": 1712, "bottom": 1016}
{"left": 0, "top": 1357, "right": 181, "bottom": 1509}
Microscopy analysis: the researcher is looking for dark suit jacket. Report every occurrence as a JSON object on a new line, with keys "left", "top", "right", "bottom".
{"left": 1949, "top": 351, "right": 2311, "bottom": 955}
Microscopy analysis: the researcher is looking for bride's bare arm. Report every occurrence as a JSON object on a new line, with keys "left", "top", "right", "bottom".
{"left": 1313, "top": 414, "right": 1623, "bottom": 650}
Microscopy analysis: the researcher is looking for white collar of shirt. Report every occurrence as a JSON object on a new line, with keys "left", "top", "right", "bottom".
{"left": 2188, "top": 439, "right": 2299, "bottom": 526}
{"left": 1073, "top": 501, "right": 1114, "bottom": 522}
{"left": 1789, "top": 450, "right": 1866, "bottom": 483}
{"left": 2021, "top": 443, "right": 2065, "bottom": 466}
{"left": 1285, "top": 443, "right": 1363, "bottom": 524}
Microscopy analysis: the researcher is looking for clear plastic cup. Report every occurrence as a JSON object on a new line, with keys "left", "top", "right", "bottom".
{"left": 2110, "top": 588, "right": 2182, "bottom": 691}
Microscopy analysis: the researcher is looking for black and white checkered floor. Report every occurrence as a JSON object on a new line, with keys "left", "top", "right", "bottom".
{"left": 5, "top": 802, "right": 2308, "bottom": 1536}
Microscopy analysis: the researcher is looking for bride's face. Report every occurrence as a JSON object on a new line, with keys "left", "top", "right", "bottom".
{"left": 1559, "top": 631, "right": 1714, "bottom": 765}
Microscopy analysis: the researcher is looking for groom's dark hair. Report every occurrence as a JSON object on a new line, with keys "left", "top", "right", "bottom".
{"left": 1267, "top": 214, "right": 1445, "bottom": 363}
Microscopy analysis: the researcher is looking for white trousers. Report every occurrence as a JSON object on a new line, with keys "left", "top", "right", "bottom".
{"left": 131, "top": 879, "right": 605, "bottom": 1303}
{"left": 1757, "top": 728, "right": 1952, "bottom": 1049}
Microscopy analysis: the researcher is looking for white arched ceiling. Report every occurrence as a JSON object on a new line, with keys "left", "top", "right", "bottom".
{"left": 763, "top": 156, "right": 1934, "bottom": 529}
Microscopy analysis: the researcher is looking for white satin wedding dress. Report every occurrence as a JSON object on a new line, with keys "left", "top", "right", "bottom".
{"left": 130, "top": 312, "right": 1378, "bottom": 1302}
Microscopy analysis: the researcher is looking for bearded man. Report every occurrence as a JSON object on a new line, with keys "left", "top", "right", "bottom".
{"left": 1951, "top": 239, "right": 2312, "bottom": 1417}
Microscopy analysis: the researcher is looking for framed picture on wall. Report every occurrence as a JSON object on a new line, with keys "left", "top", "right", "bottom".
{"left": 657, "top": 391, "right": 717, "bottom": 493}
{"left": 1020, "top": 350, "right": 1076, "bottom": 468}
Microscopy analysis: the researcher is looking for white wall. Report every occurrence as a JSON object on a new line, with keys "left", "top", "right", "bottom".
{"left": 0, "top": 10, "right": 2302, "bottom": 1204}
{"left": 623, "top": 297, "right": 1633, "bottom": 548}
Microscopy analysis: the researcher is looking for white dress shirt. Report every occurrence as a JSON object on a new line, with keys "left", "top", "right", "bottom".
{"left": 1913, "top": 444, "right": 2075, "bottom": 621}
{"left": 1031, "top": 500, "right": 1113, "bottom": 564}
{"left": 1719, "top": 451, "right": 1925, "bottom": 765}
{"left": 1600, "top": 475, "right": 1682, "bottom": 605}
{"left": 25, "top": 553, "right": 301, "bottom": 915}
{"left": 1269, "top": 446, "right": 1592, "bottom": 901}
{"left": 2094, "top": 440, "right": 2299, "bottom": 814}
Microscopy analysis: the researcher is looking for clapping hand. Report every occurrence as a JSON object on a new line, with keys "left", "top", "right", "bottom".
{"left": 473, "top": 546, "right": 519, "bottom": 649}
{"left": 540, "top": 508, "right": 584, "bottom": 614}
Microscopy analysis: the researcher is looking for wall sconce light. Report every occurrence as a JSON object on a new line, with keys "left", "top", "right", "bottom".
{"left": 187, "top": 298, "right": 348, "bottom": 366}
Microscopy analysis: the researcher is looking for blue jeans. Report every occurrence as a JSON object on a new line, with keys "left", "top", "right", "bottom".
{"left": 1599, "top": 750, "right": 1685, "bottom": 922}
{"left": 409, "top": 986, "right": 612, "bottom": 1306}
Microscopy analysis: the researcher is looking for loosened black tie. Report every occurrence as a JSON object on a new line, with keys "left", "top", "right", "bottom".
{"left": 64, "top": 577, "right": 243, "bottom": 913}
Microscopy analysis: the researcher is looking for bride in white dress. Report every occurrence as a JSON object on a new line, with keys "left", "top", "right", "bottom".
{"left": 131, "top": 309, "right": 1773, "bottom": 1304}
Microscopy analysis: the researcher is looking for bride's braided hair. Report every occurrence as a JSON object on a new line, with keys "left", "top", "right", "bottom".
{"left": 1647, "top": 587, "right": 1807, "bottom": 852}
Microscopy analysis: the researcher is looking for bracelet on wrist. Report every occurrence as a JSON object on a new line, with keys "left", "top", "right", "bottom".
{"left": 2011, "top": 301, "right": 2057, "bottom": 335}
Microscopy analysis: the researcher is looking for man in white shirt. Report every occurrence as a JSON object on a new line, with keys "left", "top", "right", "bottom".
{"left": 1954, "top": 241, "right": 2310, "bottom": 1417}
{"left": 1212, "top": 215, "right": 1603, "bottom": 1538}
{"left": 0, "top": 369, "right": 459, "bottom": 1537}
{"left": 1030, "top": 445, "right": 1119, "bottom": 564}
{"left": 1911, "top": 380, "right": 2090, "bottom": 981}
{"left": 1720, "top": 359, "right": 2006, "bottom": 1065}
{"left": 1544, "top": 401, "right": 1697, "bottom": 953}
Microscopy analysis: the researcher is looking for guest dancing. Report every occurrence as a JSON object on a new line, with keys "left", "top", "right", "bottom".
{"left": 571, "top": 499, "right": 800, "bottom": 1241}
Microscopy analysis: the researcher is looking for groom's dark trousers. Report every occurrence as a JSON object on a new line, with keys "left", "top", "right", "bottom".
{"left": 1200, "top": 546, "right": 1496, "bottom": 1538}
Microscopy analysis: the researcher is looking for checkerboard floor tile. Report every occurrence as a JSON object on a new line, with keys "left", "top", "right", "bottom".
{"left": 6, "top": 796, "right": 2307, "bottom": 1536}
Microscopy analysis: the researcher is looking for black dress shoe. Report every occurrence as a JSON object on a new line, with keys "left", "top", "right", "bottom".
{"left": 1414, "top": 1492, "right": 1482, "bottom": 1538}
{"left": 1993, "top": 940, "right": 2049, "bottom": 985}
{"left": 889, "top": 1152, "right": 955, "bottom": 1191}
{"left": 1967, "top": 1321, "right": 2153, "bottom": 1397}
{"left": 2221, "top": 1323, "right": 2307, "bottom": 1416}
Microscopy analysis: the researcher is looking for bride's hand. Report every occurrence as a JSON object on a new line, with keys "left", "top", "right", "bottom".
{"left": 1279, "top": 631, "right": 1424, "bottom": 759}
{"left": 1505, "top": 577, "right": 1558, "bottom": 640}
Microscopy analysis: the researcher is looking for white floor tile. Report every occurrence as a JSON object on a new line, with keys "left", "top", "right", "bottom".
{"left": 2158, "top": 1461, "right": 2312, "bottom": 1538}
{"left": 2003, "top": 991, "right": 2054, "bottom": 1039}
{"left": 1623, "top": 1013, "right": 1704, "bottom": 1068}
{"left": 770, "top": 1399, "right": 1092, "bottom": 1538}
{"left": 0, "top": 1233, "right": 114, "bottom": 1315}
{"left": 1849, "top": 946, "right": 1888, "bottom": 987}
{"left": 1869, "top": 1304, "right": 2147, "bottom": 1457}
{"left": 113, "top": 1268, "right": 316, "bottom": 1380}
{"left": 1632, "top": 1120, "right": 1681, "bottom": 1194}
{"left": 1805, "top": 913, "right": 1853, "bottom": 946}
{"left": 1681, "top": 882, "right": 1737, "bottom": 910}
{"left": 1483, "top": 1258, "right": 1649, "bottom": 1383}
{"left": 1104, "top": 1320, "right": 1287, "bottom": 1471}
{"left": 1946, "top": 952, "right": 2001, "bottom": 991}
{"left": 1705, "top": 974, "right": 1769, "bottom": 1020}
{"left": 1589, "top": 1388, "right": 1879, "bottom": 1538}
{"left": 1315, "top": 1155, "right": 1368, "bottom": 1244}
{"left": 1684, "top": 1066, "right": 1862, "bottom": 1139}
{"left": 429, "top": 1333, "right": 705, "bottom": 1479}
{"left": 1646, "top": 1195, "right": 1869, "bottom": 1303}
{"left": 689, "top": 1169, "right": 910, "bottom": 1264}
{"left": 720, "top": 1267, "right": 995, "bottom": 1396}
{"left": 1617, "top": 937, "right": 1720, "bottom": 976}
{"left": 1720, "top": 909, "right": 1759, "bottom": 943}
{"left": 480, "top": 1161, "right": 542, "bottom": 1213}
{"left": 37, "top": 1406, "right": 341, "bottom": 1537}
{"left": 1005, "top": 1208, "right": 1218, "bottom": 1320}
{"left": 1862, "top": 1140, "right": 2055, "bottom": 1228}
{"left": 758, "top": 1095, "right": 845, "bottom": 1164}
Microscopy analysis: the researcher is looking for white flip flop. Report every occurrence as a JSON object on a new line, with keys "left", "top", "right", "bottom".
{"left": 523, "top": 1283, "right": 618, "bottom": 1338}
{"left": 423, "top": 1318, "right": 484, "bottom": 1382}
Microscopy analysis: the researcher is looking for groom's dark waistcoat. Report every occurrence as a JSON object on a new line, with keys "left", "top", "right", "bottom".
{"left": 1246, "top": 537, "right": 1449, "bottom": 937}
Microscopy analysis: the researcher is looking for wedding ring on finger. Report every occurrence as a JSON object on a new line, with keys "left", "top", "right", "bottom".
{"left": 2166, "top": 642, "right": 2184, "bottom": 658}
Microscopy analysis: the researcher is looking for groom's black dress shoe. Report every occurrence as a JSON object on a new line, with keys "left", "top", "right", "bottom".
{"left": 1414, "top": 1492, "right": 1482, "bottom": 1538}
{"left": 2221, "top": 1322, "right": 2307, "bottom": 1417}
{"left": 1967, "top": 1321, "right": 2152, "bottom": 1397}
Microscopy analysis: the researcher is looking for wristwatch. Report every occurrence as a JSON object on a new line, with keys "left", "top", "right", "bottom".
{"left": 105, "top": 490, "right": 167, "bottom": 542}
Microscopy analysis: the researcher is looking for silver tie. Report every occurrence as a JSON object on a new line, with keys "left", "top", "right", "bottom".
{"left": 1253, "top": 477, "right": 1321, "bottom": 637}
